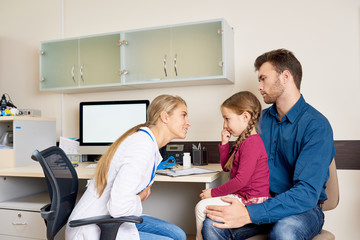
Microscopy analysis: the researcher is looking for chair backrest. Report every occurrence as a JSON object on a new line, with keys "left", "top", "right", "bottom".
{"left": 322, "top": 158, "right": 339, "bottom": 211}
{"left": 32, "top": 146, "right": 78, "bottom": 240}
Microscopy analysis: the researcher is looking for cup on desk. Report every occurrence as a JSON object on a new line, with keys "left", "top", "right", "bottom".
{"left": 67, "top": 154, "right": 81, "bottom": 164}
{"left": 192, "top": 148, "right": 208, "bottom": 166}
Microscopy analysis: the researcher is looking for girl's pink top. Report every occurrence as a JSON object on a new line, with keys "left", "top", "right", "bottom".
{"left": 211, "top": 134, "right": 270, "bottom": 202}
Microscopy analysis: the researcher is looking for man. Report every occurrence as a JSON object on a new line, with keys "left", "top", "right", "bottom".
{"left": 202, "top": 49, "right": 335, "bottom": 239}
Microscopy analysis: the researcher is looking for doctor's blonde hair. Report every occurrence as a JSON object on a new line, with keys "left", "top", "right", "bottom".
{"left": 95, "top": 95, "right": 187, "bottom": 197}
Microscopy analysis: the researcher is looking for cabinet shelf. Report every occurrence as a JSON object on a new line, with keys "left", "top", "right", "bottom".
{"left": 39, "top": 19, "right": 234, "bottom": 93}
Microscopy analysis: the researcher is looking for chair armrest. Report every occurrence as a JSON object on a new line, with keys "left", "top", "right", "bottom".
{"left": 69, "top": 215, "right": 143, "bottom": 228}
{"left": 40, "top": 203, "right": 55, "bottom": 220}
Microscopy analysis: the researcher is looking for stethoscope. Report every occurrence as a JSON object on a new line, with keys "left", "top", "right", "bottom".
{"left": 139, "top": 128, "right": 175, "bottom": 189}
{"left": 138, "top": 128, "right": 157, "bottom": 189}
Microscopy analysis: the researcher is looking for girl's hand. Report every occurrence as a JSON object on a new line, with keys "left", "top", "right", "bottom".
{"left": 138, "top": 185, "right": 151, "bottom": 201}
{"left": 221, "top": 128, "right": 231, "bottom": 145}
{"left": 200, "top": 188, "right": 212, "bottom": 199}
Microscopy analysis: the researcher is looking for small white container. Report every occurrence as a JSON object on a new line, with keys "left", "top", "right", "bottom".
{"left": 183, "top": 152, "right": 191, "bottom": 168}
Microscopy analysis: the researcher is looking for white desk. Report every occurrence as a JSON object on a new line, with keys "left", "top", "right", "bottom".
{"left": 0, "top": 162, "right": 223, "bottom": 182}
{"left": 0, "top": 162, "right": 227, "bottom": 237}
{"left": 0, "top": 162, "right": 225, "bottom": 193}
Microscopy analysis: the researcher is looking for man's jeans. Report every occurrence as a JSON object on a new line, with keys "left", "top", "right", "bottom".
{"left": 136, "top": 215, "right": 186, "bottom": 240}
{"left": 202, "top": 205, "right": 324, "bottom": 240}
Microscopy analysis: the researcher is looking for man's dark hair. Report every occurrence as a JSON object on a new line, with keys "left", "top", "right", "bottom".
{"left": 254, "top": 49, "right": 302, "bottom": 90}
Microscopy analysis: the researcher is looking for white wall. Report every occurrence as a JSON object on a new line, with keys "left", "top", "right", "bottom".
{"left": 1, "top": 0, "right": 359, "bottom": 238}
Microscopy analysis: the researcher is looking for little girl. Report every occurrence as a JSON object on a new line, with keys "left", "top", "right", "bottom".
{"left": 195, "top": 91, "right": 270, "bottom": 240}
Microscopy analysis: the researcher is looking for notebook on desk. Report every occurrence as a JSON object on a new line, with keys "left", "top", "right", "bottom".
{"left": 85, "top": 163, "right": 97, "bottom": 169}
{"left": 156, "top": 167, "right": 217, "bottom": 177}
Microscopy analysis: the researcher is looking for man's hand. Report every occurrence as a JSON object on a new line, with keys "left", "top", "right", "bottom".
{"left": 200, "top": 188, "right": 212, "bottom": 199}
{"left": 137, "top": 185, "right": 151, "bottom": 202}
{"left": 205, "top": 197, "right": 252, "bottom": 229}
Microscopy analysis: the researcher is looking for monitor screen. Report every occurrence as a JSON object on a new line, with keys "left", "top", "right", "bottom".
{"left": 79, "top": 100, "right": 149, "bottom": 146}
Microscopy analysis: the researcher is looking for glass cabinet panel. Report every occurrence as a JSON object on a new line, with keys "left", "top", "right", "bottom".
{"left": 39, "top": 19, "right": 234, "bottom": 92}
{"left": 171, "top": 21, "right": 223, "bottom": 79}
{"left": 121, "top": 21, "right": 223, "bottom": 84}
{"left": 40, "top": 39, "right": 78, "bottom": 89}
{"left": 79, "top": 33, "right": 121, "bottom": 86}
{"left": 121, "top": 28, "right": 171, "bottom": 83}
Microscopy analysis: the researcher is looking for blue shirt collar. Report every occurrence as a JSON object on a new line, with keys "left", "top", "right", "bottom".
{"left": 269, "top": 95, "right": 306, "bottom": 123}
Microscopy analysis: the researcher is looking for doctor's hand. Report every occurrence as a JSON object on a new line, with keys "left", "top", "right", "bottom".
{"left": 138, "top": 185, "right": 151, "bottom": 202}
{"left": 205, "top": 197, "right": 252, "bottom": 229}
{"left": 221, "top": 128, "right": 231, "bottom": 145}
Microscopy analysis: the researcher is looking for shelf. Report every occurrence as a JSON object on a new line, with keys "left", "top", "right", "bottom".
{"left": 0, "top": 116, "right": 55, "bottom": 122}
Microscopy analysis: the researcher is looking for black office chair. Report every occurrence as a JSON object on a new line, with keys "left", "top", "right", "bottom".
{"left": 32, "top": 146, "right": 143, "bottom": 240}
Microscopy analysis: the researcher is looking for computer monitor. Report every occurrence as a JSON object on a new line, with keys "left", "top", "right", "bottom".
{"left": 79, "top": 100, "right": 149, "bottom": 146}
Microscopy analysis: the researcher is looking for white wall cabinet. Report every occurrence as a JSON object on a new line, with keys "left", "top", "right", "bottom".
{"left": 39, "top": 19, "right": 234, "bottom": 92}
{"left": 0, "top": 117, "right": 56, "bottom": 168}
{"left": 122, "top": 21, "right": 226, "bottom": 83}
{"left": 40, "top": 34, "right": 121, "bottom": 90}
{"left": 40, "top": 39, "right": 78, "bottom": 89}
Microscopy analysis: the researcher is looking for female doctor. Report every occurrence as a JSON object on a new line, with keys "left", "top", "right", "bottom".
{"left": 65, "top": 95, "right": 190, "bottom": 240}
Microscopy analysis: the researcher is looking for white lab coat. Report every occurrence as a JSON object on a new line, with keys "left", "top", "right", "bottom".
{"left": 65, "top": 127, "right": 162, "bottom": 240}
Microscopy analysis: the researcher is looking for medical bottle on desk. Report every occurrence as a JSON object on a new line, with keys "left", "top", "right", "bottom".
{"left": 183, "top": 152, "right": 191, "bottom": 168}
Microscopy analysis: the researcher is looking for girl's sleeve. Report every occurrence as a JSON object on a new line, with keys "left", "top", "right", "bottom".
{"left": 212, "top": 139, "right": 260, "bottom": 197}
{"left": 218, "top": 143, "right": 230, "bottom": 171}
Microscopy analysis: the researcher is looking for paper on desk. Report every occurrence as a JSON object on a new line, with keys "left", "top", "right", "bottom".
{"left": 59, "top": 136, "right": 79, "bottom": 154}
{"left": 156, "top": 167, "right": 217, "bottom": 177}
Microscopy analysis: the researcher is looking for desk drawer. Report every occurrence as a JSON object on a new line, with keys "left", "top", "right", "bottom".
{"left": 0, "top": 208, "right": 46, "bottom": 239}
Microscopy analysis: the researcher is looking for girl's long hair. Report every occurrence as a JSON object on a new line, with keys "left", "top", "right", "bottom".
{"left": 95, "top": 95, "right": 186, "bottom": 197}
{"left": 222, "top": 91, "right": 262, "bottom": 171}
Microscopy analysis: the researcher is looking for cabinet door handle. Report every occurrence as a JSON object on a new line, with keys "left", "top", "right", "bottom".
{"left": 12, "top": 221, "right": 28, "bottom": 225}
{"left": 163, "top": 54, "right": 167, "bottom": 77}
{"left": 174, "top": 53, "right": 178, "bottom": 76}
{"left": 80, "top": 64, "right": 84, "bottom": 82}
{"left": 71, "top": 65, "right": 76, "bottom": 83}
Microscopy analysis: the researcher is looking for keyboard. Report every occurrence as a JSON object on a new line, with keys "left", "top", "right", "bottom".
{"left": 86, "top": 163, "right": 98, "bottom": 169}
